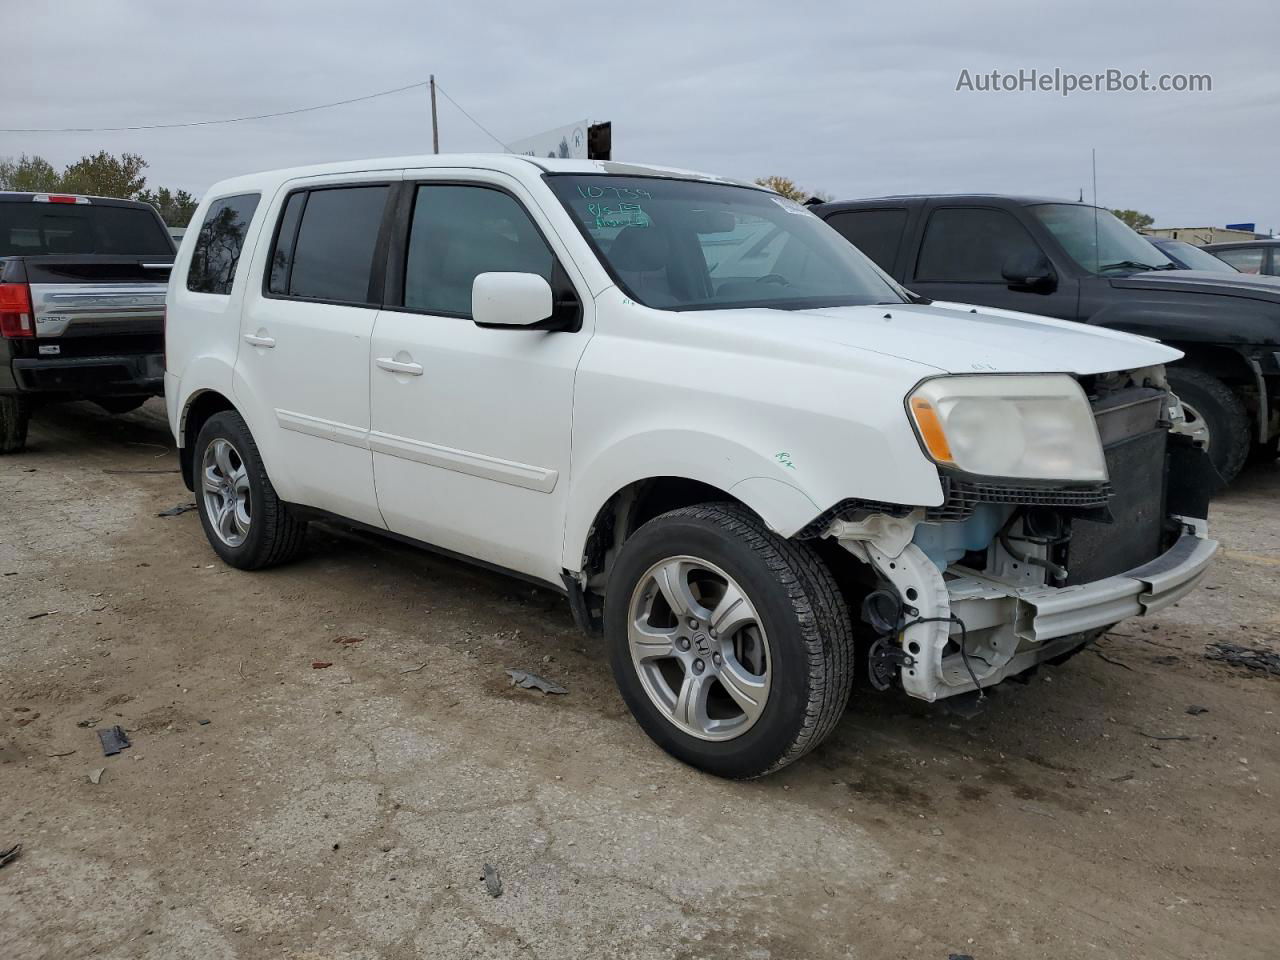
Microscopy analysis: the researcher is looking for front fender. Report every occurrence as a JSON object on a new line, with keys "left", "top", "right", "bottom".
{"left": 560, "top": 429, "right": 824, "bottom": 573}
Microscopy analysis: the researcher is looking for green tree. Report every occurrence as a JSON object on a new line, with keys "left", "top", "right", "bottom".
{"left": 755, "top": 175, "right": 809, "bottom": 202}
{"left": 755, "top": 175, "right": 831, "bottom": 204}
{"left": 58, "top": 150, "right": 148, "bottom": 199}
{"left": 137, "top": 186, "right": 199, "bottom": 227}
{"left": 0, "top": 154, "right": 61, "bottom": 192}
{"left": 1112, "top": 208, "right": 1154, "bottom": 232}
{"left": 0, "top": 150, "right": 199, "bottom": 225}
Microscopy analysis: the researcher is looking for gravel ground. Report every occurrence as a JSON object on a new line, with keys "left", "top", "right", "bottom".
{"left": 1, "top": 399, "right": 1277, "bottom": 960}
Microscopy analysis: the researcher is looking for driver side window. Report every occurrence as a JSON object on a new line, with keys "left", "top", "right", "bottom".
{"left": 915, "top": 207, "right": 1042, "bottom": 283}
{"left": 404, "top": 184, "right": 555, "bottom": 317}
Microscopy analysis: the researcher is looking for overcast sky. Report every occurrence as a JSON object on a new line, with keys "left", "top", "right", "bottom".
{"left": 9, "top": 0, "right": 1279, "bottom": 231}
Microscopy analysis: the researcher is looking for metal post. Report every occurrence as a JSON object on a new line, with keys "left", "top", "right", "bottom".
{"left": 429, "top": 75, "right": 439, "bottom": 154}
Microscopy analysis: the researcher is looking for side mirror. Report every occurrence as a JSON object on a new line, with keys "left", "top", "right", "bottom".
{"left": 472, "top": 272, "right": 553, "bottom": 328}
{"left": 1001, "top": 252, "right": 1056, "bottom": 290}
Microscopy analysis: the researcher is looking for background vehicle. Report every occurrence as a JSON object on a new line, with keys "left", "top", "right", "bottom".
{"left": 0, "top": 191, "right": 174, "bottom": 452}
{"left": 814, "top": 195, "right": 1280, "bottom": 480}
{"left": 1203, "top": 239, "right": 1280, "bottom": 276}
{"left": 1147, "top": 236, "right": 1238, "bottom": 273}
{"left": 165, "top": 157, "right": 1216, "bottom": 779}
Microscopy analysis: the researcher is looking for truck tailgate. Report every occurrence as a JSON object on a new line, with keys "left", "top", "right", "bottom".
{"left": 23, "top": 256, "right": 170, "bottom": 338}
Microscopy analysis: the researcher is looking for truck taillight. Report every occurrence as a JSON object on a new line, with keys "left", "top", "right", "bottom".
{"left": 0, "top": 283, "right": 34, "bottom": 338}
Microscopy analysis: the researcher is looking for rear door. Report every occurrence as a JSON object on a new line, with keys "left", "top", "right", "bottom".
{"left": 822, "top": 206, "right": 911, "bottom": 277}
{"left": 907, "top": 204, "right": 1078, "bottom": 318}
{"left": 234, "top": 174, "right": 399, "bottom": 527}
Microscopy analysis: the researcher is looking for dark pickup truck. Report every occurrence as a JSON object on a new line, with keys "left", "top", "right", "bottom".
{"left": 813, "top": 194, "right": 1280, "bottom": 482}
{"left": 0, "top": 191, "right": 174, "bottom": 452}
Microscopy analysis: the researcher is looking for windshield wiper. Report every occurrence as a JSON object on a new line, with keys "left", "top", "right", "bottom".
{"left": 1098, "top": 260, "right": 1167, "bottom": 273}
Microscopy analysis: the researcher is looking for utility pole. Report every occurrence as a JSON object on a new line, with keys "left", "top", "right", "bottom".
{"left": 429, "top": 75, "right": 439, "bottom": 154}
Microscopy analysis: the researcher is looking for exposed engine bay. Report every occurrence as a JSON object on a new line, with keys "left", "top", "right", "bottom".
{"left": 819, "top": 365, "right": 1221, "bottom": 701}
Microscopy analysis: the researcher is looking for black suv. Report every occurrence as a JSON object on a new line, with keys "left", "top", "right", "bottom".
{"left": 813, "top": 195, "right": 1280, "bottom": 482}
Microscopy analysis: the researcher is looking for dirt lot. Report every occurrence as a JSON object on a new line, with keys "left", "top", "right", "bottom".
{"left": 1, "top": 399, "right": 1277, "bottom": 960}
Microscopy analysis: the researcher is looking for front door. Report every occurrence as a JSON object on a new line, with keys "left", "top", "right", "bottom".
{"left": 369, "top": 175, "right": 591, "bottom": 583}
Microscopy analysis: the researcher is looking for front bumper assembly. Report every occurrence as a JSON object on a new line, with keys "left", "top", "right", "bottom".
{"left": 851, "top": 521, "right": 1217, "bottom": 701}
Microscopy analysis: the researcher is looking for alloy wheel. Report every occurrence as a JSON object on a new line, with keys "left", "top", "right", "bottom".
{"left": 627, "top": 556, "right": 771, "bottom": 741}
{"left": 201, "top": 438, "right": 251, "bottom": 547}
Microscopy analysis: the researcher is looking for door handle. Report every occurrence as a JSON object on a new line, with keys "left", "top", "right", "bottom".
{"left": 243, "top": 333, "right": 276, "bottom": 348}
{"left": 376, "top": 357, "right": 424, "bottom": 376}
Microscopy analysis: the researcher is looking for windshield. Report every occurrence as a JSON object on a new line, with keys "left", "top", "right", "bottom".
{"left": 1031, "top": 203, "right": 1175, "bottom": 275}
{"left": 0, "top": 201, "right": 173, "bottom": 257}
{"left": 1157, "top": 239, "right": 1239, "bottom": 273}
{"left": 545, "top": 175, "right": 906, "bottom": 310}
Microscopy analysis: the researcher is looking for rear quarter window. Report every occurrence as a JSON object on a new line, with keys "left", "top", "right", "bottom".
{"left": 187, "top": 194, "right": 261, "bottom": 295}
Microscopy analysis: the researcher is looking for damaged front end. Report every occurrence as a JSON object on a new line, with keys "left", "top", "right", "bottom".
{"left": 818, "top": 366, "right": 1219, "bottom": 702}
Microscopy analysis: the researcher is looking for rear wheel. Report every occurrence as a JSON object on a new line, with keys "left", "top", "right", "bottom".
{"left": 194, "top": 411, "right": 307, "bottom": 569}
{"left": 1167, "top": 367, "right": 1250, "bottom": 484}
{"left": 604, "top": 503, "right": 855, "bottom": 779}
{"left": 0, "top": 396, "right": 29, "bottom": 454}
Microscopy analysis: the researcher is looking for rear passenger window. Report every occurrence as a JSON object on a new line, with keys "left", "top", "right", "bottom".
{"left": 404, "top": 185, "right": 554, "bottom": 316}
{"left": 915, "top": 207, "right": 1042, "bottom": 283}
{"left": 268, "top": 186, "right": 388, "bottom": 304}
{"left": 187, "top": 194, "right": 260, "bottom": 295}
{"left": 824, "top": 209, "right": 908, "bottom": 271}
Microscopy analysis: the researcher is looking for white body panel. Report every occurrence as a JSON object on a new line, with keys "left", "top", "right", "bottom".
{"left": 165, "top": 154, "right": 1181, "bottom": 590}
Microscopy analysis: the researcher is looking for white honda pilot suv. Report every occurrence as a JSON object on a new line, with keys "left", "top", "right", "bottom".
{"left": 165, "top": 155, "right": 1218, "bottom": 778}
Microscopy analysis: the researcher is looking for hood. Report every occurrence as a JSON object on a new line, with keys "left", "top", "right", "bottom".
{"left": 725, "top": 300, "right": 1181, "bottom": 376}
{"left": 1112, "top": 269, "right": 1280, "bottom": 304}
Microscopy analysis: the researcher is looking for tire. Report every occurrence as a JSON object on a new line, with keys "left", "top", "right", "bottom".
{"left": 96, "top": 396, "right": 147, "bottom": 415}
{"left": 1167, "top": 367, "right": 1250, "bottom": 484}
{"left": 193, "top": 410, "right": 307, "bottom": 570}
{"left": 0, "top": 395, "right": 30, "bottom": 454}
{"left": 604, "top": 502, "right": 855, "bottom": 779}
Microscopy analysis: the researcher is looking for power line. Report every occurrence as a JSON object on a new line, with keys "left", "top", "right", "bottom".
{"left": 434, "top": 83, "right": 510, "bottom": 150}
{"left": 0, "top": 79, "right": 434, "bottom": 133}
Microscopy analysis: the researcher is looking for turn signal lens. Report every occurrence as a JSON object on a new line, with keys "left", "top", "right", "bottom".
{"left": 909, "top": 394, "right": 954, "bottom": 464}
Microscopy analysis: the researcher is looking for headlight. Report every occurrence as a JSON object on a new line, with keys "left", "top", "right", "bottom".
{"left": 907, "top": 375, "right": 1107, "bottom": 482}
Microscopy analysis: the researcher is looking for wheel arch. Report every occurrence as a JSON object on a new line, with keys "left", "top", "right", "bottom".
{"left": 567, "top": 473, "right": 822, "bottom": 591}
{"left": 178, "top": 389, "right": 237, "bottom": 491}
{"left": 1165, "top": 342, "right": 1267, "bottom": 443}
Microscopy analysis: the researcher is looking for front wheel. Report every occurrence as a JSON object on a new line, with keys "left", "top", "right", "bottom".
{"left": 193, "top": 411, "right": 307, "bottom": 569}
{"left": 604, "top": 503, "right": 855, "bottom": 779}
{"left": 1167, "top": 367, "right": 1250, "bottom": 484}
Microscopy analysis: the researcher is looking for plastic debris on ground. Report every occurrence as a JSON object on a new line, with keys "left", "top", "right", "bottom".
{"left": 156, "top": 503, "right": 198, "bottom": 517}
{"left": 482, "top": 863, "right": 503, "bottom": 898}
{"left": 505, "top": 669, "right": 567, "bottom": 695}
{"left": 1205, "top": 642, "right": 1280, "bottom": 676}
{"left": 97, "top": 725, "right": 131, "bottom": 756}
{"left": 0, "top": 843, "right": 21, "bottom": 868}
